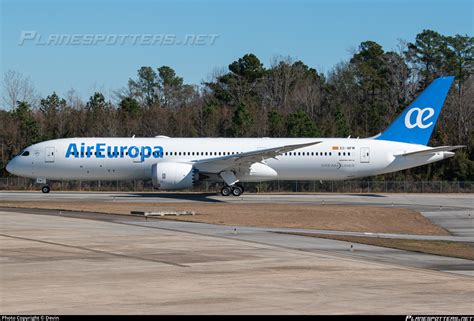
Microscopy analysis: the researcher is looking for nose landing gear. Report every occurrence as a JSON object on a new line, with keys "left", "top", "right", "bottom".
{"left": 36, "top": 178, "right": 50, "bottom": 193}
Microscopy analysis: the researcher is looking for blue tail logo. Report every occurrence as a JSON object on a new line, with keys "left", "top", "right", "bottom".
{"left": 376, "top": 76, "right": 454, "bottom": 145}
{"left": 404, "top": 107, "right": 435, "bottom": 129}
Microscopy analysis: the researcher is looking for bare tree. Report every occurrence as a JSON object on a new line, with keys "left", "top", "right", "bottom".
{"left": 2, "top": 70, "right": 37, "bottom": 109}
{"left": 65, "top": 88, "right": 84, "bottom": 110}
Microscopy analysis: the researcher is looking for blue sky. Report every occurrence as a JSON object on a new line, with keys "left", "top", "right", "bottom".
{"left": 1, "top": 0, "right": 472, "bottom": 102}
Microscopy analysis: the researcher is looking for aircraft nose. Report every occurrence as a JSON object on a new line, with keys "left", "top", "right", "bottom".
{"left": 6, "top": 159, "right": 17, "bottom": 175}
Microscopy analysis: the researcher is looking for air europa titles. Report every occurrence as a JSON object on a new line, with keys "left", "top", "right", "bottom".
{"left": 65, "top": 143, "right": 164, "bottom": 162}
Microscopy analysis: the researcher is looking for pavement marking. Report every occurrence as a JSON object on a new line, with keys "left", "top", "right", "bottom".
{"left": 0, "top": 233, "right": 188, "bottom": 268}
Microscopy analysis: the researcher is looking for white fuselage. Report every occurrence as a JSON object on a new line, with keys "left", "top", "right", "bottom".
{"left": 7, "top": 137, "right": 453, "bottom": 183}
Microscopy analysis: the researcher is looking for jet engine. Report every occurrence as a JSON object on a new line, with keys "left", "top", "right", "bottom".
{"left": 151, "top": 162, "right": 198, "bottom": 190}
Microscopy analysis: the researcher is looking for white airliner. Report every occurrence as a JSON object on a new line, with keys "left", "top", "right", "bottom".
{"left": 6, "top": 76, "right": 464, "bottom": 196}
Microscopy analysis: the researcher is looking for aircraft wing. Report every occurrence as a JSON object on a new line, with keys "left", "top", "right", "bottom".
{"left": 191, "top": 141, "right": 322, "bottom": 173}
{"left": 394, "top": 145, "right": 465, "bottom": 157}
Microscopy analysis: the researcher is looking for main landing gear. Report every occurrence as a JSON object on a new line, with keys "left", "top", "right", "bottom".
{"left": 41, "top": 185, "right": 51, "bottom": 193}
{"left": 220, "top": 184, "right": 244, "bottom": 197}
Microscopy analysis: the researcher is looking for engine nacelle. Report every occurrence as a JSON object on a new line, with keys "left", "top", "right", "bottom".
{"left": 151, "top": 162, "right": 197, "bottom": 190}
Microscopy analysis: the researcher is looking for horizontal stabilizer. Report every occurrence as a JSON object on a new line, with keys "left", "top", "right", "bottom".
{"left": 394, "top": 145, "right": 465, "bottom": 157}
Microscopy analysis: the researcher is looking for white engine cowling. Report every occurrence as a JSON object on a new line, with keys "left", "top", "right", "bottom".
{"left": 151, "top": 162, "right": 197, "bottom": 190}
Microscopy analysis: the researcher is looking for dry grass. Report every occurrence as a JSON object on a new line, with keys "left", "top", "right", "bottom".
{"left": 282, "top": 233, "right": 474, "bottom": 261}
{"left": 0, "top": 200, "right": 449, "bottom": 236}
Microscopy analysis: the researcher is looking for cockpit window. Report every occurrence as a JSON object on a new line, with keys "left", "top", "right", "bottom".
{"left": 21, "top": 151, "right": 30, "bottom": 156}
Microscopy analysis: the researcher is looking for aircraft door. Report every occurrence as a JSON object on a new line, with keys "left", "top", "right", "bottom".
{"left": 360, "top": 147, "right": 370, "bottom": 163}
{"left": 45, "top": 147, "right": 55, "bottom": 163}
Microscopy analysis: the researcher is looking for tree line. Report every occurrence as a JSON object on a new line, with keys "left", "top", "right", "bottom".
{"left": 1, "top": 29, "right": 473, "bottom": 181}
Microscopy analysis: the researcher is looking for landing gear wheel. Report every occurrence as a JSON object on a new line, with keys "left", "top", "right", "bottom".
{"left": 221, "top": 186, "right": 232, "bottom": 196}
{"left": 231, "top": 186, "right": 243, "bottom": 197}
{"left": 41, "top": 185, "right": 50, "bottom": 194}
{"left": 236, "top": 184, "right": 244, "bottom": 194}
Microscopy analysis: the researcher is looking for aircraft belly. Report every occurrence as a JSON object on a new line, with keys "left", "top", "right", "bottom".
{"left": 41, "top": 159, "right": 150, "bottom": 181}
{"left": 262, "top": 159, "right": 348, "bottom": 181}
